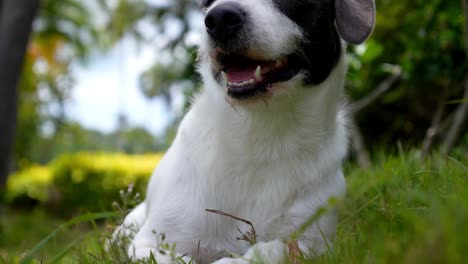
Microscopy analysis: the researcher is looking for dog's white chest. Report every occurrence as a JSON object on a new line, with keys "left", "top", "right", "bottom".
{"left": 146, "top": 159, "right": 297, "bottom": 260}
{"left": 141, "top": 96, "right": 346, "bottom": 261}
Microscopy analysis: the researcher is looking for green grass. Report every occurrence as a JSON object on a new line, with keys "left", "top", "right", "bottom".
{"left": 0, "top": 210, "right": 94, "bottom": 263}
{"left": 315, "top": 152, "right": 467, "bottom": 264}
{"left": 1, "top": 151, "right": 467, "bottom": 263}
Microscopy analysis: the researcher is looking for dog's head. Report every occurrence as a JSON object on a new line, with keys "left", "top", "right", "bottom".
{"left": 198, "top": 0, "right": 375, "bottom": 101}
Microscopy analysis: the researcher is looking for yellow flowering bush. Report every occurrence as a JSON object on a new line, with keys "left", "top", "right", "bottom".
{"left": 6, "top": 165, "right": 53, "bottom": 203}
{"left": 6, "top": 152, "right": 164, "bottom": 212}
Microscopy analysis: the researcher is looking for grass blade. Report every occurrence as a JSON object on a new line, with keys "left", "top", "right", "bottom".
{"left": 49, "top": 235, "right": 86, "bottom": 263}
{"left": 20, "top": 211, "right": 120, "bottom": 264}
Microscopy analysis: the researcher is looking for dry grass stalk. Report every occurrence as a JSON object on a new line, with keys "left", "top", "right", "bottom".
{"left": 287, "top": 240, "right": 302, "bottom": 264}
{"left": 205, "top": 209, "right": 257, "bottom": 245}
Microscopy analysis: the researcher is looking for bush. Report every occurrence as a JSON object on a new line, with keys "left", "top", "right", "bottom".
{"left": 6, "top": 152, "right": 164, "bottom": 213}
{"left": 6, "top": 165, "right": 52, "bottom": 204}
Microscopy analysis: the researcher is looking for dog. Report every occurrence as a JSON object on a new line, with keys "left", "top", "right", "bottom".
{"left": 113, "top": 0, "right": 375, "bottom": 263}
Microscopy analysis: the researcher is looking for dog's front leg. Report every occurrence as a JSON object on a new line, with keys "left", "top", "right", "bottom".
{"left": 128, "top": 243, "right": 193, "bottom": 263}
{"left": 212, "top": 240, "right": 288, "bottom": 264}
{"left": 128, "top": 222, "right": 193, "bottom": 263}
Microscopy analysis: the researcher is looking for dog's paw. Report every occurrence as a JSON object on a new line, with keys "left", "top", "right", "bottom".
{"left": 211, "top": 258, "right": 248, "bottom": 264}
{"left": 128, "top": 245, "right": 192, "bottom": 263}
{"left": 212, "top": 240, "right": 287, "bottom": 264}
{"left": 244, "top": 240, "right": 287, "bottom": 261}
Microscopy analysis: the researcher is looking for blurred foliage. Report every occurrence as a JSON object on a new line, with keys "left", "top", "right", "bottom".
{"left": 140, "top": 46, "right": 199, "bottom": 105}
{"left": 13, "top": 0, "right": 467, "bottom": 168}
{"left": 6, "top": 152, "right": 163, "bottom": 213}
{"left": 24, "top": 121, "right": 164, "bottom": 164}
{"left": 15, "top": 0, "right": 108, "bottom": 166}
{"left": 347, "top": 0, "right": 466, "bottom": 147}
{"left": 14, "top": 0, "right": 186, "bottom": 167}
{"left": 0, "top": 209, "right": 99, "bottom": 259}
{"left": 136, "top": 0, "right": 201, "bottom": 110}
{"left": 6, "top": 165, "right": 52, "bottom": 204}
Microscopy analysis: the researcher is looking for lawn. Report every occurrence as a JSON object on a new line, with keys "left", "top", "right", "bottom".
{"left": 1, "top": 151, "right": 467, "bottom": 264}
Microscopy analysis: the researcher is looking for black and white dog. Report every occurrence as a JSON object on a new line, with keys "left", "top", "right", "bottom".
{"left": 115, "top": 0, "right": 375, "bottom": 263}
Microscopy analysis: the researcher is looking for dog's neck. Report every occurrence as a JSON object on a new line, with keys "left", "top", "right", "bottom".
{"left": 195, "top": 55, "right": 348, "bottom": 161}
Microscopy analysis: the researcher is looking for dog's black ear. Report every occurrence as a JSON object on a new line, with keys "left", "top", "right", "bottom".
{"left": 335, "top": 0, "right": 376, "bottom": 45}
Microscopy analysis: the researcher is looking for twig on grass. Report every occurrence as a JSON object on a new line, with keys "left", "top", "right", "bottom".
{"left": 205, "top": 209, "right": 257, "bottom": 245}
{"left": 287, "top": 240, "right": 301, "bottom": 264}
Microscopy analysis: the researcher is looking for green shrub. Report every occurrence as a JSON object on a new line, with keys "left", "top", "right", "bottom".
{"left": 52, "top": 152, "right": 162, "bottom": 212}
{"left": 6, "top": 152, "right": 163, "bottom": 213}
{"left": 6, "top": 165, "right": 52, "bottom": 204}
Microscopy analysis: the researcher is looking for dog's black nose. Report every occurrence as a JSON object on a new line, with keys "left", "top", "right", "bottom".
{"left": 205, "top": 3, "right": 246, "bottom": 42}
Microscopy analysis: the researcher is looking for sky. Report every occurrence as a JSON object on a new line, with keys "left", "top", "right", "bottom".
{"left": 66, "top": 39, "right": 174, "bottom": 136}
{"left": 65, "top": 0, "right": 203, "bottom": 136}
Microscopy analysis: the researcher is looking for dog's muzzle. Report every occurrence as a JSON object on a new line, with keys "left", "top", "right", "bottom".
{"left": 204, "top": 2, "right": 302, "bottom": 101}
{"left": 205, "top": 2, "right": 246, "bottom": 43}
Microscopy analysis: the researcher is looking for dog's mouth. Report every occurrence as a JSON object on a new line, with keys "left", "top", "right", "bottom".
{"left": 217, "top": 54, "right": 301, "bottom": 100}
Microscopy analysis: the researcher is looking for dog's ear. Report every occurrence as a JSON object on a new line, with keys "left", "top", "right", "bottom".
{"left": 335, "top": 0, "right": 376, "bottom": 45}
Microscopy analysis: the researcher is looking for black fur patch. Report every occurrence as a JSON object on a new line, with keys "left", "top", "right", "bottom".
{"left": 201, "top": 0, "right": 216, "bottom": 9}
{"left": 273, "top": 0, "right": 342, "bottom": 85}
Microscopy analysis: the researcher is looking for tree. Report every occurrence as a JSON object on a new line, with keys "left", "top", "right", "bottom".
{"left": 0, "top": 0, "right": 40, "bottom": 192}
{"left": 2, "top": 0, "right": 107, "bottom": 188}
{"left": 441, "top": 0, "right": 468, "bottom": 156}
{"left": 344, "top": 0, "right": 466, "bottom": 160}
{"left": 14, "top": 0, "right": 115, "bottom": 165}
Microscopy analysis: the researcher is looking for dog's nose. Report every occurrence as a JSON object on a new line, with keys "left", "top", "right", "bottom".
{"left": 205, "top": 3, "right": 246, "bottom": 41}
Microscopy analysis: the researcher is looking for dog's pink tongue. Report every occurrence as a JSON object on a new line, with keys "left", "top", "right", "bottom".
{"left": 226, "top": 67, "right": 256, "bottom": 83}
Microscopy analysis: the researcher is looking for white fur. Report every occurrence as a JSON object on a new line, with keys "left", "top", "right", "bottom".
{"left": 115, "top": 1, "right": 349, "bottom": 263}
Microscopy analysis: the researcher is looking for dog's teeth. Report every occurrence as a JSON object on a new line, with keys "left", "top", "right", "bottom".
{"left": 221, "top": 71, "right": 228, "bottom": 83}
{"left": 228, "top": 80, "right": 256, "bottom": 88}
{"left": 255, "top": 66, "right": 262, "bottom": 81}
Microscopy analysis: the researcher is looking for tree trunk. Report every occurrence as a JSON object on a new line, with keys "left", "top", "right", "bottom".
{"left": 0, "top": 0, "right": 40, "bottom": 193}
